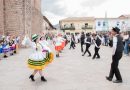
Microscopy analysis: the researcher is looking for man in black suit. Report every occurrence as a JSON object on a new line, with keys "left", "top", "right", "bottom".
{"left": 82, "top": 33, "right": 91, "bottom": 57}
{"left": 80, "top": 32, "right": 85, "bottom": 52}
{"left": 92, "top": 34, "right": 101, "bottom": 59}
{"left": 106, "top": 27, "right": 124, "bottom": 83}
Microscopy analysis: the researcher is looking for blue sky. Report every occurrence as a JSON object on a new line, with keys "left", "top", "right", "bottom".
{"left": 41, "top": 0, "right": 130, "bottom": 25}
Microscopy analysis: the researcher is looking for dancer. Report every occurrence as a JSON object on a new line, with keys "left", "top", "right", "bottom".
{"left": 106, "top": 27, "right": 124, "bottom": 83}
{"left": 39, "top": 36, "right": 54, "bottom": 66}
{"left": 80, "top": 32, "right": 85, "bottom": 52}
{"left": 53, "top": 35, "right": 62, "bottom": 57}
{"left": 22, "top": 34, "right": 52, "bottom": 82}
{"left": 92, "top": 34, "right": 101, "bottom": 59}
{"left": 82, "top": 33, "right": 91, "bottom": 57}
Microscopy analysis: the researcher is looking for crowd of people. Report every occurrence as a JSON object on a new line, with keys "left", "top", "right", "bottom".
{"left": 0, "top": 35, "right": 20, "bottom": 59}
{"left": 65, "top": 30, "right": 130, "bottom": 57}
{"left": 0, "top": 27, "right": 129, "bottom": 83}
{"left": 63, "top": 27, "right": 130, "bottom": 83}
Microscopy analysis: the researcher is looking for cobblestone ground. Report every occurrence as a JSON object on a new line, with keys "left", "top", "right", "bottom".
{"left": 0, "top": 43, "right": 130, "bottom": 90}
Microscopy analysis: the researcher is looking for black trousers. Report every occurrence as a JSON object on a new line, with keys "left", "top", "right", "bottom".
{"left": 81, "top": 42, "right": 84, "bottom": 52}
{"left": 109, "top": 52, "right": 122, "bottom": 80}
{"left": 93, "top": 47, "right": 100, "bottom": 58}
{"left": 83, "top": 44, "right": 91, "bottom": 56}
{"left": 70, "top": 41, "right": 75, "bottom": 49}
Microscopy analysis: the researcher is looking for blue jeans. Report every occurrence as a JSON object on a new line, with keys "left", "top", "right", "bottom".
{"left": 124, "top": 41, "right": 129, "bottom": 54}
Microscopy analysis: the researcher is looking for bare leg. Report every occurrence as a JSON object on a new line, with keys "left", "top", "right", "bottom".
{"left": 39, "top": 70, "right": 47, "bottom": 82}
{"left": 39, "top": 70, "right": 43, "bottom": 76}
{"left": 29, "top": 70, "right": 38, "bottom": 81}
{"left": 32, "top": 70, "right": 38, "bottom": 76}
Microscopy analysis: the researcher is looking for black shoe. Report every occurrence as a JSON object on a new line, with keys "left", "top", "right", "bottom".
{"left": 56, "top": 55, "right": 58, "bottom": 57}
{"left": 82, "top": 54, "right": 84, "bottom": 56}
{"left": 14, "top": 51, "right": 16, "bottom": 53}
{"left": 4, "top": 55, "right": 8, "bottom": 58}
{"left": 88, "top": 55, "right": 91, "bottom": 57}
{"left": 29, "top": 75, "right": 35, "bottom": 81}
{"left": 41, "top": 76, "right": 47, "bottom": 82}
{"left": 96, "top": 57, "right": 100, "bottom": 59}
{"left": 10, "top": 53, "right": 14, "bottom": 56}
{"left": 56, "top": 54, "right": 59, "bottom": 57}
{"left": 113, "top": 80, "right": 122, "bottom": 83}
{"left": 106, "top": 76, "right": 112, "bottom": 81}
{"left": 92, "top": 57, "right": 95, "bottom": 59}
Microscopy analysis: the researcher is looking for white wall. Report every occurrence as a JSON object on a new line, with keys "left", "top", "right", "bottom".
{"left": 95, "top": 18, "right": 129, "bottom": 32}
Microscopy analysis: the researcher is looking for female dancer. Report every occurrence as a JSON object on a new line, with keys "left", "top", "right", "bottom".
{"left": 22, "top": 34, "right": 52, "bottom": 82}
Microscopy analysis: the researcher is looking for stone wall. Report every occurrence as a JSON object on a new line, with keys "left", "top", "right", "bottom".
{"left": 0, "top": 0, "right": 4, "bottom": 35}
{"left": 0, "top": 0, "right": 43, "bottom": 37}
{"left": 32, "top": 7, "right": 43, "bottom": 34}
{"left": 4, "top": 0, "right": 24, "bottom": 36}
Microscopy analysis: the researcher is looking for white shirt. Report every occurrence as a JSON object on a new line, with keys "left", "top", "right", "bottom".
{"left": 123, "top": 35, "right": 129, "bottom": 41}
{"left": 112, "top": 35, "right": 118, "bottom": 55}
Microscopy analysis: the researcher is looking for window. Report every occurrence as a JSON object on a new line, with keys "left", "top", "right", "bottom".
{"left": 64, "top": 25, "right": 66, "bottom": 28}
{"left": 98, "top": 22, "right": 101, "bottom": 26}
{"left": 103, "top": 22, "right": 106, "bottom": 26}
{"left": 70, "top": 23, "right": 74, "bottom": 27}
{"left": 85, "top": 23, "right": 88, "bottom": 27}
{"left": 122, "top": 21, "right": 125, "bottom": 24}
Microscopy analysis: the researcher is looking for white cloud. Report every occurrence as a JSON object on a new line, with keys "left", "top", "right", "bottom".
{"left": 43, "top": 11, "right": 66, "bottom": 25}
{"left": 41, "top": 0, "right": 130, "bottom": 25}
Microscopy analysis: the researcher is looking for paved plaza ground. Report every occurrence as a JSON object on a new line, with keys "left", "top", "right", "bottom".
{"left": 0, "top": 44, "right": 130, "bottom": 90}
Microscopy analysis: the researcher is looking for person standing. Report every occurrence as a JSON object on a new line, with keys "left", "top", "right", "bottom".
{"left": 106, "top": 27, "right": 124, "bottom": 83}
{"left": 104, "top": 34, "right": 109, "bottom": 46}
{"left": 82, "top": 33, "right": 91, "bottom": 57}
{"left": 123, "top": 32, "right": 129, "bottom": 56}
{"left": 109, "top": 33, "right": 113, "bottom": 47}
{"left": 80, "top": 32, "right": 85, "bottom": 52}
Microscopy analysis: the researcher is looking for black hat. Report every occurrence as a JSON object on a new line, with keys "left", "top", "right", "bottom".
{"left": 86, "top": 33, "right": 90, "bottom": 36}
{"left": 81, "top": 32, "right": 84, "bottom": 34}
{"left": 112, "top": 27, "right": 120, "bottom": 33}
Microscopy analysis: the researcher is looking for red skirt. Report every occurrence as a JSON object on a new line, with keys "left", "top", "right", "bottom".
{"left": 55, "top": 46, "right": 62, "bottom": 51}
{"left": 61, "top": 41, "right": 65, "bottom": 49}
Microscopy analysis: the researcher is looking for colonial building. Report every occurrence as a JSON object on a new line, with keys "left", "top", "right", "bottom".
{"left": 95, "top": 15, "right": 130, "bottom": 32}
{"left": 59, "top": 15, "right": 130, "bottom": 34}
{"left": 59, "top": 17, "right": 95, "bottom": 34}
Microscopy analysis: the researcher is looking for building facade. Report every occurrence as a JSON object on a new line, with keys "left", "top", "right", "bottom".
{"left": 95, "top": 15, "right": 130, "bottom": 32}
{"left": 59, "top": 17, "right": 95, "bottom": 34}
{"left": 59, "top": 15, "right": 130, "bottom": 34}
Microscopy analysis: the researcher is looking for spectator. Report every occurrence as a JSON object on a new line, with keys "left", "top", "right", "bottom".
{"left": 123, "top": 32, "right": 129, "bottom": 56}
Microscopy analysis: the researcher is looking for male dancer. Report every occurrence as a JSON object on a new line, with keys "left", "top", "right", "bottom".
{"left": 92, "top": 34, "right": 101, "bottom": 59}
{"left": 80, "top": 32, "right": 85, "bottom": 52}
{"left": 82, "top": 33, "right": 91, "bottom": 57}
{"left": 106, "top": 27, "right": 124, "bottom": 83}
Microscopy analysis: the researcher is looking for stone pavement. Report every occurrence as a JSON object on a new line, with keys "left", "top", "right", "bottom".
{"left": 0, "top": 44, "right": 130, "bottom": 90}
